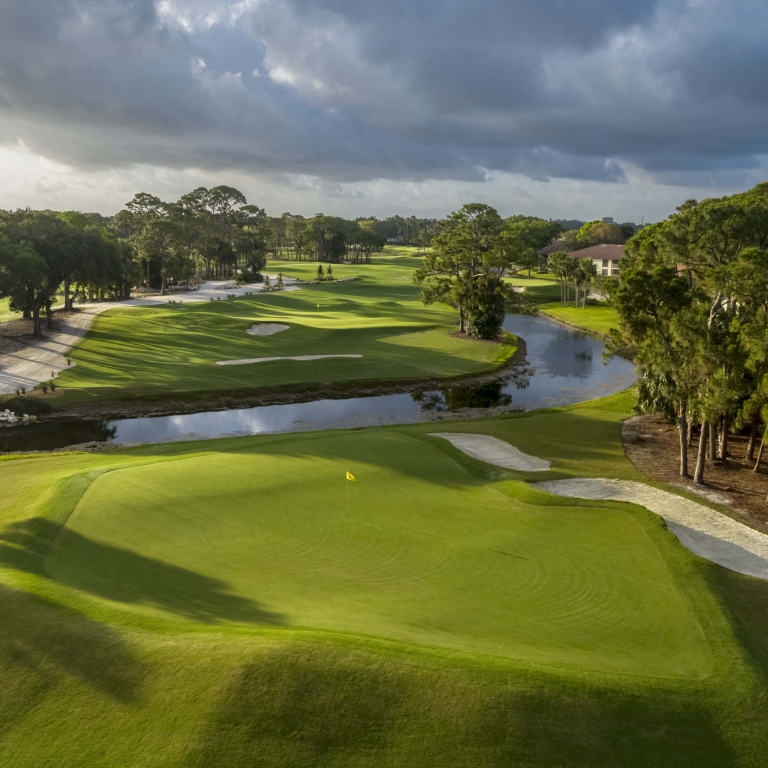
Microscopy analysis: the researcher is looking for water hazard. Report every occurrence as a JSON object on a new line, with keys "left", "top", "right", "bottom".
{"left": 0, "top": 313, "right": 636, "bottom": 452}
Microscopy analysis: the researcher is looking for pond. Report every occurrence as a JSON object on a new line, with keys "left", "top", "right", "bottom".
{"left": 0, "top": 313, "right": 636, "bottom": 453}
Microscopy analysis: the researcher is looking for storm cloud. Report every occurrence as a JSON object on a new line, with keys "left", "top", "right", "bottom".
{"left": 0, "top": 0, "right": 767, "bottom": 195}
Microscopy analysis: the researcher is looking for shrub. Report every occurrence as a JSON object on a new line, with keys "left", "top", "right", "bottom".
{"left": 40, "top": 384, "right": 48, "bottom": 394}
{"left": 237, "top": 269, "right": 263, "bottom": 285}
{"left": 1, "top": 396, "right": 52, "bottom": 416}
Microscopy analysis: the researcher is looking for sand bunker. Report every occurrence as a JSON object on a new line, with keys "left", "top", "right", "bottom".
{"left": 216, "top": 354, "right": 362, "bottom": 366}
{"left": 247, "top": 323, "right": 289, "bottom": 336}
{"left": 536, "top": 478, "right": 768, "bottom": 579}
{"left": 430, "top": 433, "right": 551, "bottom": 471}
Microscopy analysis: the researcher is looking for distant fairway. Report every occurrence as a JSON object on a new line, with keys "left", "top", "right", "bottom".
{"left": 48, "top": 430, "right": 707, "bottom": 675}
{"left": 52, "top": 248, "right": 516, "bottom": 402}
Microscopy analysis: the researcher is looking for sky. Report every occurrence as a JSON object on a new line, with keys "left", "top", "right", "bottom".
{"left": 1, "top": 0, "right": 767, "bottom": 223}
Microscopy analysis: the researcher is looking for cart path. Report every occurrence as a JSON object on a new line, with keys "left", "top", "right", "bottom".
{"left": 536, "top": 478, "right": 768, "bottom": 579}
{"left": 0, "top": 279, "right": 298, "bottom": 394}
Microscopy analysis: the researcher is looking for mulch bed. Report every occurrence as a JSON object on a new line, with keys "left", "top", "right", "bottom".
{"left": 0, "top": 312, "right": 79, "bottom": 351}
{"left": 624, "top": 413, "right": 768, "bottom": 529}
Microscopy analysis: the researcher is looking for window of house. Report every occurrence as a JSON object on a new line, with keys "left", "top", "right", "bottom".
{"left": 602, "top": 259, "right": 609, "bottom": 267}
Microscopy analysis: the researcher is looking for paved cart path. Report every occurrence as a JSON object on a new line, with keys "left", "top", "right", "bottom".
{"left": 537, "top": 478, "right": 768, "bottom": 579}
{"left": 0, "top": 279, "right": 298, "bottom": 394}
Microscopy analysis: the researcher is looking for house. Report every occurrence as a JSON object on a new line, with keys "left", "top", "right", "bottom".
{"left": 538, "top": 239, "right": 568, "bottom": 257}
{"left": 569, "top": 243, "right": 624, "bottom": 276}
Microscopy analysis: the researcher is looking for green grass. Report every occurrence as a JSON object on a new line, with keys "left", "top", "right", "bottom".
{"left": 46, "top": 429, "right": 705, "bottom": 674}
{"left": 3, "top": 391, "right": 768, "bottom": 764}
{"left": 52, "top": 249, "right": 515, "bottom": 403}
{"left": 539, "top": 303, "right": 620, "bottom": 336}
{"left": 0, "top": 297, "right": 19, "bottom": 324}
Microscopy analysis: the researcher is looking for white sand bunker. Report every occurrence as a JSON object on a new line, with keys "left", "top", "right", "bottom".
{"left": 216, "top": 354, "right": 362, "bottom": 366}
{"left": 536, "top": 478, "right": 768, "bottom": 579}
{"left": 430, "top": 433, "right": 551, "bottom": 471}
{"left": 247, "top": 323, "right": 289, "bottom": 336}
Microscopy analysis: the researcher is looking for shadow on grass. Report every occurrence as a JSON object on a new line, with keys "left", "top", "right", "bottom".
{"left": 0, "top": 518, "right": 285, "bottom": 626}
{"left": 707, "top": 565, "right": 768, "bottom": 684}
{"left": 185, "top": 644, "right": 737, "bottom": 768}
{"left": 0, "top": 583, "right": 144, "bottom": 733}
{"left": 186, "top": 646, "right": 407, "bottom": 767}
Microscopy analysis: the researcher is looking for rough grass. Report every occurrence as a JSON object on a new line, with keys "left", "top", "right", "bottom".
{"left": 53, "top": 249, "right": 515, "bottom": 402}
{"left": 0, "top": 297, "right": 19, "bottom": 324}
{"left": 539, "top": 302, "right": 620, "bottom": 336}
{"left": 2, "top": 391, "right": 768, "bottom": 764}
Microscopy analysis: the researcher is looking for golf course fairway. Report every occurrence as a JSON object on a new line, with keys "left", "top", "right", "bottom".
{"left": 52, "top": 250, "right": 516, "bottom": 404}
{"left": 3, "top": 392, "right": 768, "bottom": 765}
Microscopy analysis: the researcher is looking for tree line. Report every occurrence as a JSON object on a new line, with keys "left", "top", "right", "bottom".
{"left": 0, "top": 209, "right": 132, "bottom": 336}
{"left": 609, "top": 182, "right": 768, "bottom": 488}
{"left": 264, "top": 214, "right": 386, "bottom": 263}
{"left": 0, "top": 186, "right": 396, "bottom": 336}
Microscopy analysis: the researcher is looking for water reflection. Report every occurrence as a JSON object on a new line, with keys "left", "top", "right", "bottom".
{"left": 0, "top": 420, "right": 117, "bottom": 453}
{"left": 414, "top": 381, "right": 514, "bottom": 413}
{"left": 0, "top": 313, "right": 636, "bottom": 452}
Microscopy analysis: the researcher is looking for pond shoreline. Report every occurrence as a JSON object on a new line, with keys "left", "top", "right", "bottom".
{"left": 537, "top": 307, "right": 610, "bottom": 340}
{"left": 5, "top": 336, "right": 529, "bottom": 424}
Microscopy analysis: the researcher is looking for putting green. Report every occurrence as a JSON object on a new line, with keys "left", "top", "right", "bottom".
{"left": 47, "top": 430, "right": 708, "bottom": 676}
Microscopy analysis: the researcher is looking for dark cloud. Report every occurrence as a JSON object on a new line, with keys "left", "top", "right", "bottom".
{"left": 0, "top": 0, "right": 766, "bottom": 188}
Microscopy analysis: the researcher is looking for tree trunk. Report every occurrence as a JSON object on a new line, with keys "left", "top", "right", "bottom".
{"left": 754, "top": 424, "right": 768, "bottom": 473}
{"left": 708, "top": 421, "right": 718, "bottom": 462}
{"left": 747, "top": 414, "right": 759, "bottom": 461}
{"left": 64, "top": 277, "right": 72, "bottom": 312}
{"left": 719, "top": 414, "right": 729, "bottom": 461}
{"left": 678, "top": 403, "right": 689, "bottom": 477}
{"left": 46, "top": 302, "right": 53, "bottom": 329}
{"left": 694, "top": 420, "right": 708, "bottom": 485}
{"left": 32, "top": 306, "right": 42, "bottom": 338}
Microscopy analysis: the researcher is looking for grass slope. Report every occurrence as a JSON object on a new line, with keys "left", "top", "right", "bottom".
{"left": 52, "top": 249, "right": 515, "bottom": 403}
{"left": 2, "top": 392, "right": 768, "bottom": 764}
{"left": 539, "top": 303, "right": 620, "bottom": 337}
{"left": 0, "top": 297, "right": 19, "bottom": 324}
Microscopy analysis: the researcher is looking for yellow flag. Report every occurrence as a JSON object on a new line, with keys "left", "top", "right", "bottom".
{"left": 317, "top": 303, "right": 320, "bottom": 307}
{"left": 346, "top": 471, "right": 355, "bottom": 481}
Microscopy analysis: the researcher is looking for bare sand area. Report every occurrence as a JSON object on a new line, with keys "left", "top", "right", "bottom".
{"left": 216, "top": 354, "right": 363, "bottom": 366}
{"left": 430, "top": 433, "right": 551, "bottom": 471}
{"left": 623, "top": 413, "right": 768, "bottom": 526}
{"left": 247, "top": 323, "right": 289, "bottom": 336}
